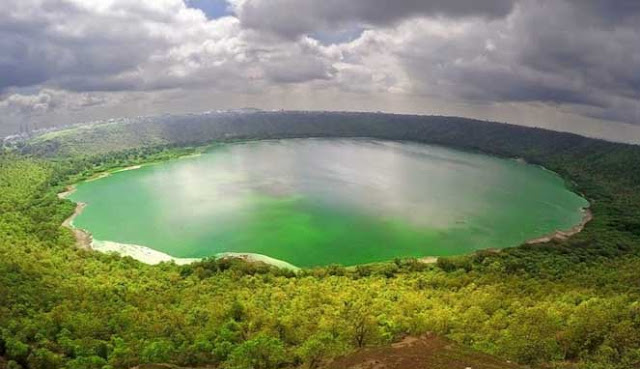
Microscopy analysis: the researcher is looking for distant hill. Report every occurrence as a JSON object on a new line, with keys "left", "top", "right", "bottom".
{"left": 21, "top": 110, "right": 612, "bottom": 159}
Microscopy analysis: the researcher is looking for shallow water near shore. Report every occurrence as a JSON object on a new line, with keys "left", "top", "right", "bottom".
{"left": 69, "top": 139, "right": 588, "bottom": 267}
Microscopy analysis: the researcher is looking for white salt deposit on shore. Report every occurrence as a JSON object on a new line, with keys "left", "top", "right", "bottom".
{"left": 216, "top": 252, "right": 299, "bottom": 270}
{"left": 92, "top": 239, "right": 299, "bottom": 270}
{"left": 92, "top": 240, "right": 201, "bottom": 265}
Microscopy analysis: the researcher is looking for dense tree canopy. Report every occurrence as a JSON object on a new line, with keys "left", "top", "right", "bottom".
{"left": 2, "top": 112, "right": 640, "bottom": 369}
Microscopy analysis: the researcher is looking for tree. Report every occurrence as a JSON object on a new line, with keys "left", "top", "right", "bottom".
{"left": 27, "top": 348, "right": 63, "bottom": 369}
{"left": 141, "top": 340, "right": 174, "bottom": 364}
{"left": 297, "top": 333, "right": 345, "bottom": 369}
{"left": 227, "top": 335, "right": 286, "bottom": 369}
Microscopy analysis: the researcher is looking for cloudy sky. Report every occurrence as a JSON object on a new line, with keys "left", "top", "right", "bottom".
{"left": 1, "top": 0, "right": 640, "bottom": 142}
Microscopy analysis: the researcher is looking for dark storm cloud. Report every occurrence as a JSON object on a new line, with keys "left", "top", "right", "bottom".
{"left": 566, "top": 0, "right": 640, "bottom": 23}
{"left": 508, "top": 0, "right": 640, "bottom": 122}
{"left": 518, "top": 1, "right": 640, "bottom": 98}
{"left": 233, "top": 0, "right": 516, "bottom": 39}
{"left": 0, "top": 0, "right": 337, "bottom": 96}
{"left": 389, "top": 0, "right": 640, "bottom": 124}
{"left": 262, "top": 56, "right": 336, "bottom": 84}
{"left": 0, "top": 0, "right": 176, "bottom": 93}
{"left": 1, "top": 0, "right": 639, "bottom": 133}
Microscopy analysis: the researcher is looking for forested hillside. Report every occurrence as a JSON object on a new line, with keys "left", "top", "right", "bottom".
{"left": 2, "top": 112, "right": 640, "bottom": 369}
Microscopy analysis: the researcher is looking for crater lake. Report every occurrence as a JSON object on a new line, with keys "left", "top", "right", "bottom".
{"left": 69, "top": 139, "right": 589, "bottom": 267}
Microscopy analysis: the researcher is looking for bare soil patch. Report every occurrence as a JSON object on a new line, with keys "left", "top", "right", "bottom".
{"left": 325, "top": 334, "right": 521, "bottom": 369}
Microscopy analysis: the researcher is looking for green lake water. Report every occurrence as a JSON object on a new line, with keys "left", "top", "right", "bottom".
{"left": 69, "top": 139, "right": 589, "bottom": 267}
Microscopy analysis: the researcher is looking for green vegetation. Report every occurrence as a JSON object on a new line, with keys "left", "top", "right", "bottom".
{"left": 2, "top": 112, "right": 640, "bottom": 369}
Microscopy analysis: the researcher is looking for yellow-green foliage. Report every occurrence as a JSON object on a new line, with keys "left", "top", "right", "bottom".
{"left": 3, "top": 119, "right": 640, "bottom": 369}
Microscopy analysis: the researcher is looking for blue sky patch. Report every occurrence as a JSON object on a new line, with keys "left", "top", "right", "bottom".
{"left": 186, "top": 0, "right": 232, "bottom": 19}
{"left": 310, "top": 26, "right": 365, "bottom": 45}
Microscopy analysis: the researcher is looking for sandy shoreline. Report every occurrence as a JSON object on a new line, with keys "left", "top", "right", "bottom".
{"left": 57, "top": 184, "right": 76, "bottom": 200}
{"left": 526, "top": 207, "right": 593, "bottom": 245}
{"left": 91, "top": 239, "right": 202, "bottom": 266}
{"left": 59, "top": 185, "right": 93, "bottom": 250}
{"left": 86, "top": 164, "right": 142, "bottom": 182}
{"left": 418, "top": 207, "right": 592, "bottom": 264}
{"left": 62, "top": 203, "right": 93, "bottom": 250}
{"left": 91, "top": 240, "right": 299, "bottom": 269}
{"left": 418, "top": 257, "right": 439, "bottom": 264}
{"left": 59, "top": 195, "right": 592, "bottom": 270}
{"left": 58, "top": 164, "right": 145, "bottom": 250}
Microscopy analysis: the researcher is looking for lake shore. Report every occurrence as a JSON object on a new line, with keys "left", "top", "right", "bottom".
{"left": 58, "top": 164, "right": 146, "bottom": 249}
{"left": 91, "top": 240, "right": 299, "bottom": 270}
{"left": 59, "top": 186, "right": 93, "bottom": 250}
{"left": 86, "top": 164, "right": 143, "bottom": 182}
{"left": 57, "top": 184, "right": 77, "bottom": 200}
{"left": 419, "top": 207, "right": 592, "bottom": 264}
{"left": 57, "top": 146, "right": 592, "bottom": 270}
{"left": 92, "top": 239, "right": 202, "bottom": 265}
{"left": 526, "top": 207, "right": 593, "bottom": 245}
{"left": 418, "top": 256, "right": 439, "bottom": 264}
{"left": 59, "top": 174, "right": 593, "bottom": 269}
{"left": 58, "top": 184, "right": 298, "bottom": 269}
{"left": 57, "top": 195, "right": 593, "bottom": 270}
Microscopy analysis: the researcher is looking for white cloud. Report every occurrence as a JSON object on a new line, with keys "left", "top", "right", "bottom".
{"left": 0, "top": 89, "right": 110, "bottom": 115}
{"left": 0, "top": 0, "right": 639, "bottom": 138}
